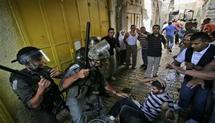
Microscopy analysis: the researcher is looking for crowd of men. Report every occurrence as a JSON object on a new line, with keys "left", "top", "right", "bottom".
{"left": 8, "top": 17, "right": 215, "bottom": 123}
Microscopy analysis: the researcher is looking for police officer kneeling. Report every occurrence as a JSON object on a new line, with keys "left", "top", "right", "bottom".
{"left": 62, "top": 40, "right": 128, "bottom": 123}
{"left": 10, "top": 47, "right": 87, "bottom": 123}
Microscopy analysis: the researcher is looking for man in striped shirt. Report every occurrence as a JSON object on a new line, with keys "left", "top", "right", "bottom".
{"left": 108, "top": 80, "right": 174, "bottom": 123}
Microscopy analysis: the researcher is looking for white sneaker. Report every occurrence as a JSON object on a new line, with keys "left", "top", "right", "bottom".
{"left": 185, "top": 119, "right": 199, "bottom": 123}
{"left": 106, "top": 116, "right": 115, "bottom": 123}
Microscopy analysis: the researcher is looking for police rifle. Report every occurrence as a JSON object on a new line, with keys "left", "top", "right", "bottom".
{"left": 85, "top": 21, "right": 90, "bottom": 68}
{"left": 0, "top": 64, "right": 31, "bottom": 77}
{"left": 0, "top": 64, "right": 68, "bottom": 114}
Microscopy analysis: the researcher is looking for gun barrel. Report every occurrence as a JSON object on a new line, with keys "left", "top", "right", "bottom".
{"left": 0, "top": 64, "right": 30, "bottom": 77}
{"left": 85, "top": 22, "right": 90, "bottom": 68}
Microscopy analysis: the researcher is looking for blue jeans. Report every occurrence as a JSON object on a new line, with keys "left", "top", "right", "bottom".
{"left": 141, "top": 48, "right": 148, "bottom": 65}
{"left": 209, "top": 92, "right": 215, "bottom": 123}
{"left": 166, "top": 35, "right": 174, "bottom": 49}
{"left": 178, "top": 81, "right": 209, "bottom": 122}
{"left": 66, "top": 97, "right": 86, "bottom": 123}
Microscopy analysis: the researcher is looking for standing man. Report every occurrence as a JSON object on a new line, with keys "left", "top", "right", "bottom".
{"left": 124, "top": 25, "right": 138, "bottom": 69}
{"left": 144, "top": 25, "right": 166, "bottom": 79}
{"left": 102, "top": 28, "right": 118, "bottom": 80}
{"left": 169, "top": 32, "right": 215, "bottom": 123}
{"left": 162, "top": 22, "right": 177, "bottom": 52}
{"left": 138, "top": 26, "right": 150, "bottom": 70}
{"left": 118, "top": 30, "right": 127, "bottom": 65}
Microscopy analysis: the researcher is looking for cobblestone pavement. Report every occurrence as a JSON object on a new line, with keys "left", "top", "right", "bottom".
{"left": 105, "top": 46, "right": 183, "bottom": 106}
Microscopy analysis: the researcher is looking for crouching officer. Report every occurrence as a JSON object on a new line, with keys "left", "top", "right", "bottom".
{"left": 9, "top": 47, "right": 87, "bottom": 123}
{"left": 62, "top": 40, "right": 128, "bottom": 123}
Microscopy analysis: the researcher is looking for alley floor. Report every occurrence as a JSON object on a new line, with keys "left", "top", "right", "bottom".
{"left": 105, "top": 45, "right": 183, "bottom": 106}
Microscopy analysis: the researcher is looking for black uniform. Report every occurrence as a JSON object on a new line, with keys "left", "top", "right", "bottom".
{"left": 10, "top": 66, "right": 61, "bottom": 123}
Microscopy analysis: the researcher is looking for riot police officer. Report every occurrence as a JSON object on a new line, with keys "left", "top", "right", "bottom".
{"left": 9, "top": 46, "right": 87, "bottom": 123}
{"left": 62, "top": 40, "right": 128, "bottom": 123}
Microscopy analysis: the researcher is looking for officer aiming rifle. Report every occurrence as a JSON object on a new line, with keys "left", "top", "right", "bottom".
{"left": 61, "top": 22, "right": 128, "bottom": 123}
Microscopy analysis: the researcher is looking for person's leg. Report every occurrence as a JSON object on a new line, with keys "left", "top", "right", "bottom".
{"left": 66, "top": 97, "right": 86, "bottom": 123}
{"left": 175, "top": 33, "right": 179, "bottom": 44}
{"left": 119, "top": 50, "right": 123, "bottom": 65}
{"left": 166, "top": 35, "right": 170, "bottom": 49}
{"left": 169, "top": 36, "right": 174, "bottom": 50}
{"left": 30, "top": 110, "right": 59, "bottom": 123}
{"left": 152, "top": 57, "right": 161, "bottom": 77}
{"left": 109, "top": 55, "right": 116, "bottom": 80}
{"left": 191, "top": 87, "right": 209, "bottom": 122}
{"left": 209, "top": 92, "right": 215, "bottom": 123}
{"left": 109, "top": 98, "right": 139, "bottom": 117}
{"left": 141, "top": 48, "right": 145, "bottom": 65}
{"left": 122, "top": 50, "right": 126, "bottom": 64}
{"left": 144, "top": 56, "right": 154, "bottom": 78}
{"left": 126, "top": 45, "right": 131, "bottom": 67}
{"left": 131, "top": 45, "right": 137, "bottom": 68}
{"left": 142, "top": 49, "right": 148, "bottom": 67}
{"left": 178, "top": 81, "right": 196, "bottom": 110}
{"left": 119, "top": 105, "right": 149, "bottom": 123}
{"left": 116, "top": 50, "right": 121, "bottom": 66}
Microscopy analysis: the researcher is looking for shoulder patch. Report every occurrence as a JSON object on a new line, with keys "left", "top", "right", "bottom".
{"left": 12, "top": 80, "right": 18, "bottom": 90}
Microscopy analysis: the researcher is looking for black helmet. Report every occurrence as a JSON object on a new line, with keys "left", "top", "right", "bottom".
{"left": 13, "top": 47, "right": 42, "bottom": 65}
{"left": 12, "top": 46, "right": 50, "bottom": 70}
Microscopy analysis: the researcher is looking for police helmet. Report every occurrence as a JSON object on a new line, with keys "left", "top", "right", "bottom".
{"left": 12, "top": 47, "right": 50, "bottom": 67}
{"left": 88, "top": 36, "right": 101, "bottom": 48}
{"left": 74, "top": 39, "right": 110, "bottom": 67}
{"left": 88, "top": 40, "right": 110, "bottom": 61}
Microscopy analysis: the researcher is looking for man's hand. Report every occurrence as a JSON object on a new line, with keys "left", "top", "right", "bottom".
{"left": 77, "top": 69, "right": 90, "bottom": 79}
{"left": 49, "top": 68, "right": 62, "bottom": 78}
{"left": 116, "top": 92, "right": 129, "bottom": 98}
{"left": 168, "top": 64, "right": 186, "bottom": 74}
{"left": 136, "top": 28, "right": 140, "bottom": 33}
{"left": 186, "top": 78, "right": 204, "bottom": 89}
{"left": 37, "top": 77, "right": 51, "bottom": 96}
{"left": 185, "top": 62, "right": 193, "bottom": 70}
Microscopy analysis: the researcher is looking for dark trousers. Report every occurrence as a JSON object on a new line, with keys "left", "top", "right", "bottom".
{"left": 109, "top": 98, "right": 150, "bottom": 123}
{"left": 166, "top": 35, "right": 174, "bottom": 49}
{"left": 175, "top": 33, "right": 179, "bottom": 44}
{"left": 119, "top": 50, "right": 126, "bottom": 65}
{"left": 141, "top": 48, "right": 148, "bottom": 66}
{"left": 178, "top": 81, "right": 209, "bottom": 122}
{"left": 126, "top": 45, "right": 137, "bottom": 68}
{"left": 30, "top": 110, "right": 59, "bottom": 123}
{"left": 209, "top": 92, "right": 215, "bottom": 123}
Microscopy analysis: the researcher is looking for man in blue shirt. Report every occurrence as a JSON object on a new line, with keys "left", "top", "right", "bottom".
{"left": 162, "top": 22, "right": 177, "bottom": 52}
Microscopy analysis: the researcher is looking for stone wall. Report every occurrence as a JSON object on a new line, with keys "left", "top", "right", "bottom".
{"left": 0, "top": 0, "right": 28, "bottom": 122}
{"left": 200, "top": 0, "right": 215, "bottom": 22}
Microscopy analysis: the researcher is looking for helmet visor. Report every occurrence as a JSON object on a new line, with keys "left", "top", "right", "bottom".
{"left": 28, "top": 50, "right": 50, "bottom": 69}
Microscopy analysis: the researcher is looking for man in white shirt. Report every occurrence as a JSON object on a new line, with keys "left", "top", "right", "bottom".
{"left": 124, "top": 25, "right": 138, "bottom": 69}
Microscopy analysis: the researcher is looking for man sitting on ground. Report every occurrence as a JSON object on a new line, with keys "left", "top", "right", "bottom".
{"left": 108, "top": 80, "right": 174, "bottom": 123}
